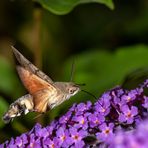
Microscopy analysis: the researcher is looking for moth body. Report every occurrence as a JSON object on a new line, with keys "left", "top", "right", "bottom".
{"left": 2, "top": 47, "right": 80, "bottom": 123}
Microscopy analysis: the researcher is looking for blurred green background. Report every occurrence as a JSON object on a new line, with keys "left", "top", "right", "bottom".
{"left": 0, "top": 0, "right": 148, "bottom": 143}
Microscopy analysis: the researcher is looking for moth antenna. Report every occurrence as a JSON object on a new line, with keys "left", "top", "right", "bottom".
{"left": 70, "top": 58, "right": 75, "bottom": 82}
{"left": 81, "top": 90, "right": 97, "bottom": 100}
{"left": 33, "top": 113, "right": 43, "bottom": 120}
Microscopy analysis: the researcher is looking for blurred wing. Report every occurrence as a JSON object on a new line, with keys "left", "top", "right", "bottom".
{"left": 122, "top": 67, "right": 148, "bottom": 90}
{"left": 17, "top": 66, "right": 57, "bottom": 113}
{"left": 11, "top": 46, "right": 53, "bottom": 84}
{"left": 33, "top": 89, "right": 52, "bottom": 113}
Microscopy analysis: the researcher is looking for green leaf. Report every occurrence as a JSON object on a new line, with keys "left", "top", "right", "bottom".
{"left": 0, "top": 96, "right": 9, "bottom": 128}
{"left": 35, "top": 0, "right": 114, "bottom": 15}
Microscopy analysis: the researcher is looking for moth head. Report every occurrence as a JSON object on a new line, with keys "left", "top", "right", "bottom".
{"left": 66, "top": 82, "right": 80, "bottom": 96}
{"left": 55, "top": 82, "right": 80, "bottom": 97}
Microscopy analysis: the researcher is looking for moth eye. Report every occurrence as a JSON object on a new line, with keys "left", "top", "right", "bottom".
{"left": 69, "top": 89, "right": 75, "bottom": 94}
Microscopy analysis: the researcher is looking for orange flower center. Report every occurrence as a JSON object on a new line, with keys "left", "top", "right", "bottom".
{"left": 105, "top": 129, "right": 110, "bottom": 134}
{"left": 95, "top": 120, "right": 99, "bottom": 124}
{"left": 81, "top": 119, "right": 85, "bottom": 124}
{"left": 127, "top": 97, "right": 131, "bottom": 102}
{"left": 61, "top": 135, "right": 66, "bottom": 141}
{"left": 73, "top": 135, "right": 79, "bottom": 140}
{"left": 126, "top": 112, "right": 132, "bottom": 118}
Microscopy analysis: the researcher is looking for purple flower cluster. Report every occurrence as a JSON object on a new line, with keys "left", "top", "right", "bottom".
{"left": 1, "top": 79, "right": 148, "bottom": 148}
{"left": 109, "top": 119, "right": 148, "bottom": 148}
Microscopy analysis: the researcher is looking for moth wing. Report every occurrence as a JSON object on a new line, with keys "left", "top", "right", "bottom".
{"left": 17, "top": 66, "right": 57, "bottom": 113}
{"left": 33, "top": 89, "right": 53, "bottom": 113}
{"left": 12, "top": 46, "right": 53, "bottom": 84}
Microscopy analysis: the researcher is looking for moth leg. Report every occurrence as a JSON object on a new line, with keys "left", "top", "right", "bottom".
{"left": 49, "top": 103, "right": 56, "bottom": 110}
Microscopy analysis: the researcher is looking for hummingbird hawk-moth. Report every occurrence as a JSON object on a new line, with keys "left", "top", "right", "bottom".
{"left": 3, "top": 46, "right": 80, "bottom": 123}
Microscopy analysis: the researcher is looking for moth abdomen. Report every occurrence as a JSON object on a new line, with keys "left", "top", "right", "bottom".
{"left": 3, "top": 94, "right": 34, "bottom": 123}
{"left": 3, "top": 103, "right": 24, "bottom": 123}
